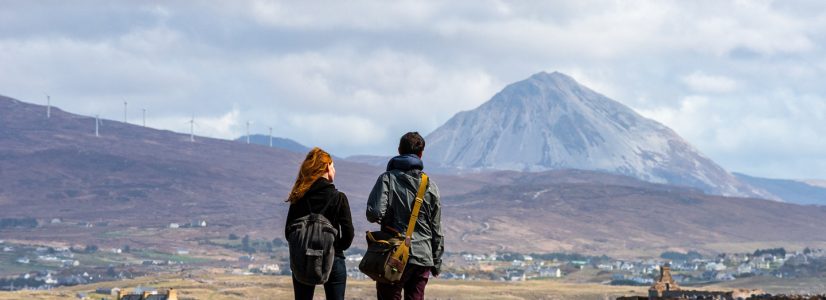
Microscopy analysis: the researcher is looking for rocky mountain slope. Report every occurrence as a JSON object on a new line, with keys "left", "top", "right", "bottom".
{"left": 425, "top": 72, "right": 770, "bottom": 198}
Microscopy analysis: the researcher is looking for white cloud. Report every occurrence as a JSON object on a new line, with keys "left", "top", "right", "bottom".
{"left": 682, "top": 72, "right": 739, "bottom": 93}
{"left": 248, "top": 48, "right": 500, "bottom": 153}
{"left": 2, "top": 1, "right": 826, "bottom": 177}
{"left": 246, "top": 0, "right": 438, "bottom": 30}
{"left": 284, "top": 113, "right": 387, "bottom": 150}
{"left": 199, "top": 107, "right": 241, "bottom": 139}
{"left": 638, "top": 92, "right": 826, "bottom": 178}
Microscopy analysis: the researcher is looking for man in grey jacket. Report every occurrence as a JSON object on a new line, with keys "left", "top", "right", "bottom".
{"left": 366, "top": 132, "right": 444, "bottom": 300}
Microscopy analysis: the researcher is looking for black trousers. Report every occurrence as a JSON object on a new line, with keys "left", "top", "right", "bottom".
{"left": 292, "top": 256, "right": 347, "bottom": 300}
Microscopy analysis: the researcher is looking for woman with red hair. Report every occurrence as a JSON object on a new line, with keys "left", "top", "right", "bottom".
{"left": 285, "top": 147, "right": 354, "bottom": 300}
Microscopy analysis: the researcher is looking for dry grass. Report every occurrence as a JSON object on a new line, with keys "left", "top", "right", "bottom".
{"left": 0, "top": 274, "right": 648, "bottom": 300}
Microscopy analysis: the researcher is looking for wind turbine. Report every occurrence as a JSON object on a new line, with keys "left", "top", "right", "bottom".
{"left": 45, "top": 93, "right": 51, "bottom": 119}
{"left": 142, "top": 108, "right": 146, "bottom": 127}
{"left": 187, "top": 115, "right": 197, "bottom": 142}
{"left": 268, "top": 127, "right": 273, "bottom": 147}
{"left": 123, "top": 101, "right": 128, "bottom": 123}
{"left": 94, "top": 115, "right": 103, "bottom": 137}
{"left": 246, "top": 121, "right": 252, "bottom": 144}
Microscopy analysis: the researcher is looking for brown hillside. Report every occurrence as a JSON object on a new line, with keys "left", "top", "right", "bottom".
{"left": 2, "top": 95, "right": 826, "bottom": 256}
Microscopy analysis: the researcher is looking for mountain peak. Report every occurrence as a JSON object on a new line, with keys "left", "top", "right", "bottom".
{"left": 490, "top": 71, "right": 596, "bottom": 111}
{"left": 425, "top": 71, "right": 769, "bottom": 198}
{"left": 529, "top": 70, "right": 572, "bottom": 80}
{"left": 526, "top": 71, "right": 580, "bottom": 87}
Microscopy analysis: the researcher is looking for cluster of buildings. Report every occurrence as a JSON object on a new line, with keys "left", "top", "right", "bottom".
{"left": 167, "top": 220, "right": 207, "bottom": 229}
{"left": 6, "top": 245, "right": 80, "bottom": 270}
{"left": 611, "top": 248, "right": 826, "bottom": 285}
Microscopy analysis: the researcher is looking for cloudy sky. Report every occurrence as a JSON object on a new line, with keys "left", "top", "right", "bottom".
{"left": 1, "top": 1, "right": 825, "bottom": 179}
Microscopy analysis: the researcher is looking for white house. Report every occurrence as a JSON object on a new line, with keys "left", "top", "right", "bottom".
{"left": 705, "top": 262, "right": 727, "bottom": 271}
{"left": 540, "top": 267, "right": 562, "bottom": 278}
{"left": 345, "top": 254, "right": 363, "bottom": 262}
{"left": 523, "top": 255, "right": 533, "bottom": 261}
{"left": 737, "top": 264, "right": 753, "bottom": 275}
{"left": 260, "top": 264, "right": 281, "bottom": 274}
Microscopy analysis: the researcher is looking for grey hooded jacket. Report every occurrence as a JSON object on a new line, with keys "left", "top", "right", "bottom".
{"left": 366, "top": 155, "right": 444, "bottom": 274}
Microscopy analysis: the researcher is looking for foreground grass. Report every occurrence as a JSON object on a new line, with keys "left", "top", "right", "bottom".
{"left": 0, "top": 274, "right": 648, "bottom": 300}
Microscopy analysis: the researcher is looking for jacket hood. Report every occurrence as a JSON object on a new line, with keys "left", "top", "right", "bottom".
{"left": 386, "top": 154, "right": 424, "bottom": 172}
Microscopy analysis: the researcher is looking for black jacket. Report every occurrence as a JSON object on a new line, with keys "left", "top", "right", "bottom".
{"left": 285, "top": 178, "right": 354, "bottom": 257}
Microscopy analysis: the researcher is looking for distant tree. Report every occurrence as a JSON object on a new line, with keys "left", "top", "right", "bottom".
{"left": 754, "top": 248, "right": 786, "bottom": 257}
{"left": 0, "top": 218, "right": 38, "bottom": 229}
{"left": 266, "top": 241, "right": 274, "bottom": 253}
{"left": 242, "top": 235, "right": 254, "bottom": 254}
{"left": 228, "top": 233, "right": 239, "bottom": 240}
{"left": 499, "top": 252, "right": 524, "bottom": 261}
{"left": 660, "top": 251, "right": 704, "bottom": 262}
{"left": 122, "top": 244, "right": 131, "bottom": 253}
{"left": 84, "top": 244, "right": 98, "bottom": 253}
{"left": 272, "top": 238, "right": 285, "bottom": 247}
{"left": 106, "top": 266, "right": 117, "bottom": 277}
{"left": 686, "top": 251, "right": 704, "bottom": 260}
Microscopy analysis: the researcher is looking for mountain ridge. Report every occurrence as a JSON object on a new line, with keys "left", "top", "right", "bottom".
{"left": 5, "top": 93, "right": 826, "bottom": 255}
{"left": 425, "top": 71, "right": 772, "bottom": 199}
{"left": 734, "top": 172, "right": 826, "bottom": 206}
{"left": 235, "top": 134, "right": 310, "bottom": 154}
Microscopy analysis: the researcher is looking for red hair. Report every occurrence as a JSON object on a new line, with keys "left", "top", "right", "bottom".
{"left": 287, "top": 147, "right": 333, "bottom": 204}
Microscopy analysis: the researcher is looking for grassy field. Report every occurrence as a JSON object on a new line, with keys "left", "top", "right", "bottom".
{"left": 708, "top": 276, "right": 826, "bottom": 295}
{"left": 0, "top": 274, "right": 649, "bottom": 300}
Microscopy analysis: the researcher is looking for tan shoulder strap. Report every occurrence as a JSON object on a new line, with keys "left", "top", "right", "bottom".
{"left": 404, "top": 173, "right": 428, "bottom": 239}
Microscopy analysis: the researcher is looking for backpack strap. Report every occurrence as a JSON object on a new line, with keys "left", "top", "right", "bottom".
{"left": 404, "top": 173, "right": 428, "bottom": 241}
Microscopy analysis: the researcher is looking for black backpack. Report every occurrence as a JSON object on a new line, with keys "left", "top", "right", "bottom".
{"left": 287, "top": 195, "right": 339, "bottom": 285}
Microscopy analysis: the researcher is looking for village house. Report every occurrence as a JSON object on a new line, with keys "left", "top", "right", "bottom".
{"left": 117, "top": 288, "right": 178, "bottom": 300}
{"left": 539, "top": 267, "right": 562, "bottom": 278}
{"left": 259, "top": 264, "right": 280, "bottom": 274}
{"left": 737, "top": 263, "right": 753, "bottom": 275}
{"left": 96, "top": 287, "right": 121, "bottom": 296}
{"left": 345, "top": 253, "right": 363, "bottom": 262}
{"left": 189, "top": 220, "right": 207, "bottom": 227}
{"left": 506, "top": 269, "right": 526, "bottom": 281}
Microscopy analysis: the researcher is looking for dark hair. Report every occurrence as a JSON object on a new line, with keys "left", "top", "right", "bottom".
{"left": 398, "top": 132, "right": 425, "bottom": 156}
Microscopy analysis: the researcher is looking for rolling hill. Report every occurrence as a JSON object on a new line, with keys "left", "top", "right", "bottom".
{"left": 3, "top": 94, "right": 826, "bottom": 256}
